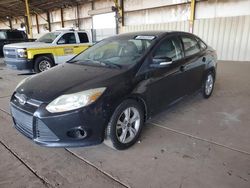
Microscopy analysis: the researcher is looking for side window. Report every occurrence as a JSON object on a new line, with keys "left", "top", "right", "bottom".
{"left": 78, "top": 32, "right": 89, "bottom": 43}
{"left": 0, "top": 31, "right": 6, "bottom": 39}
{"left": 197, "top": 38, "right": 207, "bottom": 51}
{"left": 154, "top": 37, "right": 183, "bottom": 61}
{"left": 58, "top": 33, "right": 76, "bottom": 44}
{"left": 181, "top": 36, "right": 200, "bottom": 56}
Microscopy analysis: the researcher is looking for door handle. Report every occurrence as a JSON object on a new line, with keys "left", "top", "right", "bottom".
{"left": 202, "top": 57, "right": 206, "bottom": 62}
{"left": 73, "top": 46, "right": 80, "bottom": 48}
{"left": 180, "top": 65, "right": 186, "bottom": 72}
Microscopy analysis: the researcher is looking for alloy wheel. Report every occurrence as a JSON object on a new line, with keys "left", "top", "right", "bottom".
{"left": 205, "top": 74, "right": 214, "bottom": 95}
{"left": 116, "top": 107, "right": 141, "bottom": 144}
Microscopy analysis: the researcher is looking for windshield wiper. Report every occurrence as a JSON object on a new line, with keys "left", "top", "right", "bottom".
{"left": 67, "top": 59, "right": 121, "bottom": 69}
{"left": 83, "top": 59, "right": 121, "bottom": 69}
{"left": 66, "top": 59, "right": 95, "bottom": 64}
{"left": 101, "top": 61, "right": 122, "bottom": 69}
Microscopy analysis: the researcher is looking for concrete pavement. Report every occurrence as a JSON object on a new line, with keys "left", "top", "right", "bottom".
{"left": 0, "top": 59, "right": 250, "bottom": 188}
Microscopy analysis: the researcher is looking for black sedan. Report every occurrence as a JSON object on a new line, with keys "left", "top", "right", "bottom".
{"left": 10, "top": 31, "right": 217, "bottom": 150}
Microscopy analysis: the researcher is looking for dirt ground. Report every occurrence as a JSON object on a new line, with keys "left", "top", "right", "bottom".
{"left": 0, "top": 59, "right": 250, "bottom": 188}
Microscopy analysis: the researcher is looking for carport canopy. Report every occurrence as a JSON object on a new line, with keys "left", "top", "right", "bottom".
{"left": 0, "top": 0, "right": 90, "bottom": 20}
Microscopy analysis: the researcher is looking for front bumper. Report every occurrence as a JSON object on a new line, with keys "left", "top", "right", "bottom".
{"left": 10, "top": 94, "right": 108, "bottom": 147}
{"left": 5, "top": 58, "right": 33, "bottom": 70}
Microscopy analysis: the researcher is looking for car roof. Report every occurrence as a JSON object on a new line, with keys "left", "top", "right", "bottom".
{"left": 107, "top": 30, "right": 194, "bottom": 40}
{"left": 54, "top": 29, "right": 86, "bottom": 33}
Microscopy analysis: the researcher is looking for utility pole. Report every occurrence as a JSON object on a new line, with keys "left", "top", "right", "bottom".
{"left": 189, "top": 0, "right": 196, "bottom": 33}
{"left": 25, "top": 0, "right": 33, "bottom": 38}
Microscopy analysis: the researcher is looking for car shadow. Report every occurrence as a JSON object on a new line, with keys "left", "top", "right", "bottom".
{"left": 17, "top": 72, "right": 36, "bottom": 76}
{"left": 148, "top": 91, "right": 203, "bottom": 124}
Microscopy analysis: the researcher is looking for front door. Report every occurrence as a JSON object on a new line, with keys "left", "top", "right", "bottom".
{"left": 55, "top": 32, "right": 78, "bottom": 64}
{"left": 146, "top": 35, "right": 186, "bottom": 114}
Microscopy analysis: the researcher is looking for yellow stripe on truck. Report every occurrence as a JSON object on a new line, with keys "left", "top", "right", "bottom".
{"left": 27, "top": 45, "right": 90, "bottom": 59}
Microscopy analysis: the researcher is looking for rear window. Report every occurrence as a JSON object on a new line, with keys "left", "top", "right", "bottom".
{"left": 6, "top": 31, "right": 25, "bottom": 39}
{"left": 181, "top": 36, "right": 200, "bottom": 56}
{"left": 78, "top": 32, "right": 89, "bottom": 43}
{"left": 197, "top": 38, "right": 207, "bottom": 51}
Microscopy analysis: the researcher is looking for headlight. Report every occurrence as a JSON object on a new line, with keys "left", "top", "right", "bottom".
{"left": 46, "top": 87, "right": 106, "bottom": 113}
{"left": 15, "top": 77, "right": 29, "bottom": 90}
{"left": 17, "top": 48, "right": 27, "bottom": 58}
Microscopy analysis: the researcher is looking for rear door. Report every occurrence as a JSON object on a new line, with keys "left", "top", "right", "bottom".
{"left": 75, "top": 32, "right": 90, "bottom": 54}
{"left": 179, "top": 34, "right": 206, "bottom": 94}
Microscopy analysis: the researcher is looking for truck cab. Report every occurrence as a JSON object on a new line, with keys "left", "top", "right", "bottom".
{"left": 0, "top": 29, "right": 34, "bottom": 56}
{"left": 4, "top": 29, "right": 92, "bottom": 73}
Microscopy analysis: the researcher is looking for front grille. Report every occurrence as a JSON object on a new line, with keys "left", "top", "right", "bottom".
{"left": 14, "top": 93, "right": 42, "bottom": 108}
{"left": 6, "top": 54, "right": 16, "bottom": 58}
{"left": 11, "top": 106, "right": 33, "bottom": 138}
{"left": 11, "top": 102, "right": 59, "bottom": 142}
{"left": 4, "top": 48, "right": 17, "bottom": 59}
{"left": 36, "top": 119, "right": 59, "bottom": 141}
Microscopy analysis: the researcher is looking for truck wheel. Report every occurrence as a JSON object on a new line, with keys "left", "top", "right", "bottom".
{"left": 34, "top": 56, "right": 54, "bottom": 73}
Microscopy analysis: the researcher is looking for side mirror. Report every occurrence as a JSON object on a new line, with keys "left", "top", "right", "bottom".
{"left": 150, "top": 56, "right": 173, "bottom": 68}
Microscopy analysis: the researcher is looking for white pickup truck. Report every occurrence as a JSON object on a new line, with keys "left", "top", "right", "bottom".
{"left": 4, "top": 29, "right": 92, "bottom": 73}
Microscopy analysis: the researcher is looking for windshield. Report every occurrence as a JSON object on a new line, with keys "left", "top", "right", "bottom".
{"left": 69, "top": 36, "right": 155, "bottom": 67}
{"left": 37, "top": 32, "right": 60, "bottom": 43}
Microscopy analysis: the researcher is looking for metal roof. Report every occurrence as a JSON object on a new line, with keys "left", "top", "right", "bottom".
{"left": 0, "top": 0, "right": 91, "bottom": 20}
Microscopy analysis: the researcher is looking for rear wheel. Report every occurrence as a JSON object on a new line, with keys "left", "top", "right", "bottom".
{"left": 34, "top": 56, "right": 54, "bottom": 73}
{"left": 202, "top": 71, "right": 215, "bottom": 98}
{"left": 104, "top": 99, "right": 144, "bottom": 150}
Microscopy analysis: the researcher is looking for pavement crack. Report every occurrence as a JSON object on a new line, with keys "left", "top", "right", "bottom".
{"left": 0, "top": 140, "right": 54, "bottom": 188}
{"left": 1, "top": 109, "right": 128, "bottom": 187}
{"left": 0, "top": 108, "right": 10, "bottom": 115}
{"left": 0, "top": 95, "right": 11, "bottom": 99}
{"left": 150, "top": 122, "right": 250, "bottom": 156}
{"left": 65, "top": 148, "right": 130, "bottom": 188}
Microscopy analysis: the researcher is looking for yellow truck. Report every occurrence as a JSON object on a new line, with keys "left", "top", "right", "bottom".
{"left": 3, "top": 29, "right": 91, "bottom": 73}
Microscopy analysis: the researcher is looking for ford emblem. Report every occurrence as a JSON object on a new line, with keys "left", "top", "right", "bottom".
{"left": 18, "top": 94, "right": 27, "bottom": 105}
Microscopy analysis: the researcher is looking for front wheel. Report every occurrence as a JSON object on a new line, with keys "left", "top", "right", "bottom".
{"left": 104, "top": 99, "right": 145, "bottom": 150}
{"left": 202, "top": 71, "right": 215, "bottom": 98}
{"left": 34, "top": 56, "right": 54, "bottom": 73}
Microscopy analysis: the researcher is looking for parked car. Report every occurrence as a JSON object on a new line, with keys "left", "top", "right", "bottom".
{"left": 10, "top": 31, "right": 217, "bottom": 150}
{"left": 0, "top": 29, "right": 34, "bottom": 56}
{"left": 3, "top": 29, "right": 91, "bottom": 73}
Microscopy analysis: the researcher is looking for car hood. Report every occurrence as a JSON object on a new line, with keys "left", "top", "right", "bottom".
{"left": 16, "top": 63, "right": 128, "bottom": 103}
{"left": 4, "top": 41, "right": 51, "bottom": 49}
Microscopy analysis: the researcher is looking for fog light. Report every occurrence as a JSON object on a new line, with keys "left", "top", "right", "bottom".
{"left": 67, "top": 128, "right": 87, "bottom": 139}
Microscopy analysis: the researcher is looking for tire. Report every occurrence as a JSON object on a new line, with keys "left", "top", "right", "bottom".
{"left": 202, "top": 71, "right": 215, "bottom": 98}
{"left": 34, "top": 56, "right": 54, "bottom": 73}
{"left": 104, "top": 99, "right": 145, "bottom": 150}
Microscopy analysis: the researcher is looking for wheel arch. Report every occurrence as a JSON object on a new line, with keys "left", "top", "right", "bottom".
{"left": 33, "top": 53, "right": 55, "bottom": 67}
{"left": 125, "top": 94, "right": 149, "bottom": 122}
{"left": 205, "top": 66, "right": 216, "bottom": 80}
